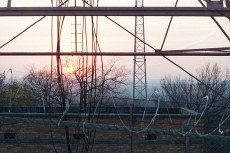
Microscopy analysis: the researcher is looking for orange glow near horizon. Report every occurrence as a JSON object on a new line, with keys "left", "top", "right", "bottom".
{"left": 63, "top": 58, "right": 78, "bottom": 75}
{"left": 66, "top": 66, "right": 75, "bottom": 74}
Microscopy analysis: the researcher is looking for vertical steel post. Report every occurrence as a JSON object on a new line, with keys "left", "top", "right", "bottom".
{"left": 185, "top": 135, "right": 190, "bottom": 153}
{"left": 7, "top": 0, "right": 11, "bottom": 7}
{"left": 8, "top": 68, "right": 12, "bottom": 113}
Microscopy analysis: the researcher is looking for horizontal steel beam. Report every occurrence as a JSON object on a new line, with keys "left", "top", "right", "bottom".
{"left": 0, "top": 51, "right": 229, "bottom": 56}
{"left": 0, "top": 138, "right": 187, "bottom": 145}
{"left": 0, "top": 7, "right": 230, "bottom": 16}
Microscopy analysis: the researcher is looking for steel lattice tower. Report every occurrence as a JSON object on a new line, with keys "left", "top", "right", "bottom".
{"left": 71, "top": 0, "right": 82, "bottom": 53}
{"left": 133, "top": 0, "right": 147, "bottom": 107}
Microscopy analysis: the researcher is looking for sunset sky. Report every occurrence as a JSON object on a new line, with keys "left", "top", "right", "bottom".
{"left": 1, "top": 0, "right": 230, "bottom": 89}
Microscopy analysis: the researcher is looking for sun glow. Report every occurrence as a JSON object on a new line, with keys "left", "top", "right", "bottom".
{"left": 63, "top": 58, "right": 78, "bottom": 75}
{"left": 66, "top": 66, "right": 75, "bottom": 74}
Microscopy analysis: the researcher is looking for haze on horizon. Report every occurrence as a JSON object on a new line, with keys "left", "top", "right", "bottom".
{"left": 0, "top": 0, "right": 230, "bottom": 87}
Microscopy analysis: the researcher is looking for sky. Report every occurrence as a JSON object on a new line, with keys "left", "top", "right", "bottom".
{"left": 0, "top": 0, "right": 230, "bottom": 90}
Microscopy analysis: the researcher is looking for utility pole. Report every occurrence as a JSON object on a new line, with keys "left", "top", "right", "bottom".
{"left": 7, "top": 68, "right": 12, "bottom": 113}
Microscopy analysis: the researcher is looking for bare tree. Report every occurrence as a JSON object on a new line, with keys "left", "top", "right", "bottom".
{"left": 23, "top": 60, "right": 130, "bottom": 108}
{"left": 70, "top": 59, "right": 130, "bottom": 107}
{"left": 0, "top": 72, "right": 6, "bottom": 105}
{"left": 0, "top": 72, "right": 5, "bottom": 93}
{"left": 23, "top": 67, "right": 74, "bottom": 107}
{"left": 160, "top": 63, "right": 230, "bottom": 116}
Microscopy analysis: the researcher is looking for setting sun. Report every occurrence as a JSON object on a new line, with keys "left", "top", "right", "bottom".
{"left": 63, "top": 57, "right": 79, "bottom": 75}
{"left": 66, "top": 66, "right": 75, "bottom": 74}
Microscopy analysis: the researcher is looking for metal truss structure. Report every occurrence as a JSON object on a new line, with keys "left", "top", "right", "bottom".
{"left": 133, "top": 0, "right": 147, "bottom": 107}
{"left": 1, "top": 1, "right": 230, "bottom": 150}
{"left": 71, "top": 1, "right": 82, "bottom": 53}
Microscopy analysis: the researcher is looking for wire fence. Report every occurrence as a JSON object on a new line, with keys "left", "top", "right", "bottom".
{"left": 0, "top": 107, "right": 229, "bottom": 153}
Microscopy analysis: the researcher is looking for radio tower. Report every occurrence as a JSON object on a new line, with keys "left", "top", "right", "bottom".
{"left": 71, "top": 0, "right": 82, "bottom": 53}
{"left": 133, "top": 0, "right": 147, "bottom": 107}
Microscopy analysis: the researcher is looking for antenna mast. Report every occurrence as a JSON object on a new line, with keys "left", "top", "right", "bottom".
{"left": 133, "top": 0, "right": 147, "bottom": 107}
